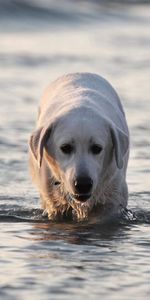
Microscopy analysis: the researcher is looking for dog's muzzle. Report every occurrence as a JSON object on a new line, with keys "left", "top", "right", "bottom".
{"left": 54, "top": 177, "right": 93, "bottom": 203}
{"left": 71, "top": 193, "right": 91, "bottom": 203}
{"left": 72, "top": 176, "right": 93, "bottom": 203}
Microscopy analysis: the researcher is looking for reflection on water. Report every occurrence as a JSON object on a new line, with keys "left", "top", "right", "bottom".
{"left": 0, "top": 0, "right": 150, "bottom": 299}
{"left": 1, "top": 221, "right": 150, "bottom": 299}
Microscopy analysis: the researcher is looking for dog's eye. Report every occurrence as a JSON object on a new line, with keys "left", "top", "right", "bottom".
{"left": 90, "top": 144, "right": 102, "bottom": 155}
{"left": 60, "top": 144, "right": 74, "bottom": 154}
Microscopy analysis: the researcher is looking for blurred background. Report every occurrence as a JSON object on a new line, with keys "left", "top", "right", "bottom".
{"left": 0, "top": 2, "right": 150, "bottom": 299}
{"left": 0, "top": 0, "right": 150, "bottom": 204}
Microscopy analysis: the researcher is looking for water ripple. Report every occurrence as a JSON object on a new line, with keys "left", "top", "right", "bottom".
{"left": 0, "top": 203, "right": 150, "bottom": 225}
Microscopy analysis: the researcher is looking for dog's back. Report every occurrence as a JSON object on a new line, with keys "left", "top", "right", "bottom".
{"left": 37, "top": 73, "right": 127, "bottom": 133}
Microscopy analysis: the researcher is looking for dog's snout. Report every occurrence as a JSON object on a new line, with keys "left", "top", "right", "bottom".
{"left": 74, "top": 176, "right": 93, "bottom": 194}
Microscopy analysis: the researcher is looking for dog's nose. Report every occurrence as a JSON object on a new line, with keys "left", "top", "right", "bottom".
{"left": 74, "top": 176, "right": 93, "bottom": 194}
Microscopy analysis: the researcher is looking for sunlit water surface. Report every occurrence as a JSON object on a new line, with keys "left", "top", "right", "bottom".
{"left": 0, "top": 1, "right": 150, "bottom": 299}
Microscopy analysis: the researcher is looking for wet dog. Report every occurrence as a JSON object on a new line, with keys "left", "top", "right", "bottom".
{"left": 29, "top": 73, "right": 129, "bottom": 221}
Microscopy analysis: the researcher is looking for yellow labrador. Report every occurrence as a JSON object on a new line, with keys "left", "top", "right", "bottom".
{"left": 29, "top": 73, "right": 129, "bottom": 221}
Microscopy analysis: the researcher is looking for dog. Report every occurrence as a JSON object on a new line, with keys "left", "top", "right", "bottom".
{"left": 29, "top": 73, "right": 129, "bottom": 221}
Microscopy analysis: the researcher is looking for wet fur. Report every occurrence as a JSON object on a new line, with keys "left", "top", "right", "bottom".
{"left": 29, "top": 73, "right": 129, "bottom": 221}
{"left": 29, "top": 146, "right": 128, "bottom": 221}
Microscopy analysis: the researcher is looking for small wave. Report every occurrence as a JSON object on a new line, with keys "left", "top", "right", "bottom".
{"left": 0, "top": 0, "right": 68, "bottom": 18}
{"left": 0, "top": 206, "right": 150, "bottom": 224}
{"left": 0, "top": 208, "right": 47, "bottom": 223}
{"left": 0, "top": 53, "right": 90, "bottom": 68}
{"left": 132, "top": 210, "right": 150, "bottom": 224}
{"left": 0, "top": 194, "right": 150, "bottom": 224}
{"left": 0, "top": 0, "right": 93, "bottom": 22}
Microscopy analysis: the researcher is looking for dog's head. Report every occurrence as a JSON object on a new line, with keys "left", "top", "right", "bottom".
{"left": 29, "top": 109, "right": 128, "bottom": 203}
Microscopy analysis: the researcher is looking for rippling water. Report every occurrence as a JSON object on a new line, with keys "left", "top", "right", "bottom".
{"left": 0, "top": 0, "right": 150, "bottom": 299}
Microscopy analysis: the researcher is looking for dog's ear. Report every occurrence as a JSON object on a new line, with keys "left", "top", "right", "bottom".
{"left": 29, "top": 125, "right": 52, "bottom": 168}
{"left": 29, "top": 127, "right": 42, "bottom": 163}
{"left": 110, "top": 125, "right": 129, "bottom": 169}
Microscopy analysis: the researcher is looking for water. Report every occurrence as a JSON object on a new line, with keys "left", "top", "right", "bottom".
{"left": 0, "top": 0, "right": 150, "bottom": 299}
